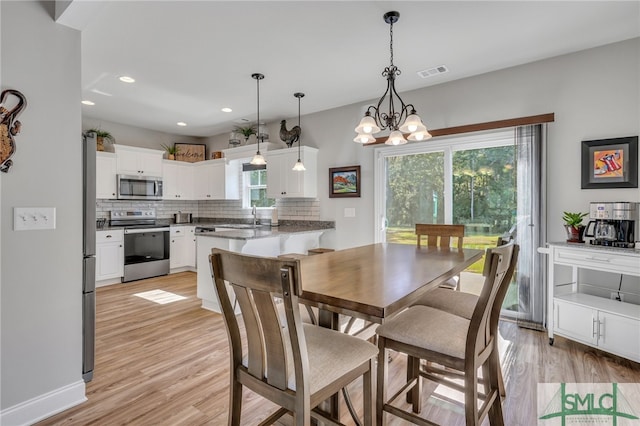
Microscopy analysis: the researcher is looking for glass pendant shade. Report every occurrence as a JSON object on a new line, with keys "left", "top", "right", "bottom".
{"left": 355, "top": 115, "right": 381, "bottom": 135}
{"left": 399, "top": 113, "right": 426, "bottom": 133}
{"left": 354, "top": 133, "right": 376, "bottom": 144}
{"left": 292, "top": 159, "right": 306, "bottom": 171}
{"left": 385, "top": 130, "right": 407, "bottom": 146}
{"left": 258, "top": 122, "right": 269, "bottom": 140}
{"left": 250, "top": 153, "right": 266, "bottom": 165}
{"left": 408, "top": 130, "right": 433, "bottom": 142}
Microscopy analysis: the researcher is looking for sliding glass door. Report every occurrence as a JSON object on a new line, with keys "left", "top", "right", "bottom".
{"left": 375, "top": 126, "right": 546, "bottom": 323}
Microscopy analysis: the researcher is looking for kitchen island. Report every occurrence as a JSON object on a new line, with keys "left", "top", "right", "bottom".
{"left": 196, "top": 223, "right": 334, "bottom": 312}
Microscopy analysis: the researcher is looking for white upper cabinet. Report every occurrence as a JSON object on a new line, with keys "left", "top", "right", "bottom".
{"left": 96, "top": 152, "right": 117, "bottom": 199}
{"left": 114, "top": 145, "right": 164, "bottom": 177}
{"left": 163, "top": 160, "right": 194, "bottom": 200}
{"left": 193, "top": 159, "right": 240, "bottom": 200}
{"left": 265, "top": 146, "right": 318, "bottom": 198}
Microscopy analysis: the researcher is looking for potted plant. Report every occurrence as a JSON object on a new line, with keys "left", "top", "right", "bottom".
{"left": 87, "top": 128, "right": 115, "bottom": 152}
{"left": 233, "top": 125, "right": 257, "bottom": 145}
{"left": 161, "top": 143, "right": 178, "bottom": 160}
{"left": 562, "top": 211, "right": 588, "bottom": 243}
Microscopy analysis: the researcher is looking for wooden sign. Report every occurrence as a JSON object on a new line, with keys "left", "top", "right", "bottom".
{"left": 175, "top": 143, "right": 206, "bottom": 163}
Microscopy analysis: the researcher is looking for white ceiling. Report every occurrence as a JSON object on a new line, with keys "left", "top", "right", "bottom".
{"left": 64, "top": 1, "right": 640, "bottom": 138}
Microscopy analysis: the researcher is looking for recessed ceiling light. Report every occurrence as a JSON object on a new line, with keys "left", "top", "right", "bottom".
{"left": 119, "top": 76, "right": 135, "bottom": 83}
{"left": 177, "top": 122, "right": 187, "bottom": 127}
{"left": 221, "top": 107, "right": 232, "bottom": 113}
{"left": 81, "top": 100, "right": 95, "bottom": 106}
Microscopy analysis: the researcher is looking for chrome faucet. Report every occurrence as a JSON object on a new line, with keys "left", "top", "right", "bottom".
{"left": 252, "top": 205, "right": 257, "bottom": 228}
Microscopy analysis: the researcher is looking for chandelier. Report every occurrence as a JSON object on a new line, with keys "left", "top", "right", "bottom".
{"left": 250, "top": 73, "right": 266, "bottom": 165}
{"left": 354, "top": 11, "right": 432, "bottom": 146}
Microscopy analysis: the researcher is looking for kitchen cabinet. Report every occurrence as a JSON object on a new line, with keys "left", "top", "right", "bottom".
{"left": 163, "top": 160, "right": 194, "bottom": 200}
{"left": 265, "top": 146, "right": 318, "bottom": 198}
{"left": 542, "top": 243, "right": 640, "bottom": 362}
{"left": 170, "top": 225, "right": 196, "bottom": 270}
{"left": 114, "top": 145, "right": 164, "bottom": 177}
{"left": 193, "top": 159, "right": 239, "bottom": 200}
{"left": 96, "top": 152, "right": 117, "bottom": 199}
{"left": 96, "top": 229, "right": 124, "bottom": 281}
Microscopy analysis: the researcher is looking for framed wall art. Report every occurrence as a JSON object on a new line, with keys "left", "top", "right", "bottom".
{"left": 329, "top": 165, "right": 361, "bottom": 198}
{"left": 175, "top": 143, "right": 206, "bottom": 163}
{"left": 581, "top": 136, "right": 638, "bottom": 189}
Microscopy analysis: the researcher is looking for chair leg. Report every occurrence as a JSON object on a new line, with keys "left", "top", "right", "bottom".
{"left": 464, "top": 365, "right": 479, "bottom": 426}
{"left": 363, "top": 359, "right": 375, "bottom": 426}
{"left": 228, "top": 377, "right": 242, "bottom": 426}
{"left": 376, "top": 338, "right": 388, "bottom": 426}
{"left": 488, "top": 352, "right": 505, "bottom": 425}
{"left": 411, "top": 356, "right": 422, "bottom": 413}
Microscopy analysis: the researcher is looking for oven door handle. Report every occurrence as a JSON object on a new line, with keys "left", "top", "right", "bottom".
{"left": 124, "top": 227, "right": 170, "bottom": 234}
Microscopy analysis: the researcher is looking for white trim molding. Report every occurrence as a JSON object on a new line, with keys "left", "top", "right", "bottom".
{"left": 0, "top": 381, "right": 86, "bottom": 426}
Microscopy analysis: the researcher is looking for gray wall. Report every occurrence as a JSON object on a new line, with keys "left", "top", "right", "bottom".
{"left": 1, "top": 0, "right": 82, "bottom": 411}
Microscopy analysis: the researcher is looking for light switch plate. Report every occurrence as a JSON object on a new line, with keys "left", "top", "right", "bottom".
{"left": 14, "top": 207, "right": 56, "bottom": 231}
{"left": 344, "top": 207, "right": 356, "bottom": 218}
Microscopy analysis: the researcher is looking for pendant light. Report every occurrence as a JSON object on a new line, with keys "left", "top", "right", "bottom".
{"left": 292, "top": 92, "right": 306, "bottom": 171}
{"left": 250, "top": 73, "right": 266, "bottom": 165}
{"left": 354, "top": 11, "right": 432, "bottom": 145}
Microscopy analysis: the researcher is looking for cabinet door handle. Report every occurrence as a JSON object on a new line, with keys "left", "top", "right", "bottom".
{"left": 584, "top": 256, "right": 611, "bottom": 263}
{"left": 119, "top": 244, "right": 122, "bottom": 247}
{"left": 597, "top": 318, "right": 603, "bottom": 341}
{"left": 106, "top": 235, "right": 112, "bottom": 238}
{"left": 592, "top": 316, "right": 598, "bottom": 338}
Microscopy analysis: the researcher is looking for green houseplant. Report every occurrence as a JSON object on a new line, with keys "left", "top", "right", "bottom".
{"left": 233, "top": 125, "right": 257, "bottom": 145}
{"left": 562, "top": 211, "right": 588, "bottom": 243}
{"left": 87, "top": 128, "right": 115, "bottom": 152}
{"left": 161, "top": 143, "right": 178, "bottom": 160}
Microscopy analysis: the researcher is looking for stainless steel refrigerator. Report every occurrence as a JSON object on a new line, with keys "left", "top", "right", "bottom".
{"left": 82, "top": 132, "right": 96, "bottom": 382}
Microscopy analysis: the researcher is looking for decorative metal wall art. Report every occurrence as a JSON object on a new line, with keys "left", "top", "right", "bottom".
{"left": 1, "top": 89, "right": 27, "bottom": 173}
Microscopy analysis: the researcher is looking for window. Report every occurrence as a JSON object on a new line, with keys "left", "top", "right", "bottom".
{"left": 243, "top": 169, "right": 275, "bottom": 208}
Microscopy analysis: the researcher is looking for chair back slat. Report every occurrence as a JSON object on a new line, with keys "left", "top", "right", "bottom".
{"left": 468, "top": 242, "right": 519, "bottom": 356}
{"left": 210, "top": 248, "right": 308, "bottom": 395}
{"left": 231, "top": 284, "right": 266, "bottom": 378}
{"left": 415, "top": 224, "right": 465, "bottom": 249}
{"left": 253, "top": 290, "right": 288, "bottom": 390}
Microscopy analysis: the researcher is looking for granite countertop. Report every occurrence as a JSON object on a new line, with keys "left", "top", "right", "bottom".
{"left": 547, "top": 241, "right": 640, "bottom": 255}
{"left": 196, "top": 224, "right": 334, "bottom": 240}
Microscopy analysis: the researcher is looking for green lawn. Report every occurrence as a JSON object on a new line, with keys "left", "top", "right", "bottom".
{"left": 385, "top": 227, "right": 518, "bottom": 311}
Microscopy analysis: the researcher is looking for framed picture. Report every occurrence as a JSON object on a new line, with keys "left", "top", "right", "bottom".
{"left": 581, "top": 136, "right": 638, "bottom": 189}
{"left": 329, "top": 165, "right": 361, "bottom": 198}
{"left": 175, "top": 143, "right": 206, "bottom": 163}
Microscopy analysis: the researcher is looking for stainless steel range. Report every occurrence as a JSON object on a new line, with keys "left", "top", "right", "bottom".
{"left": 110, "top": 209, "right": 170, "bottom": 282}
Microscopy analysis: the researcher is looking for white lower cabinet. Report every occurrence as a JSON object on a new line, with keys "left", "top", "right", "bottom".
{"left": 170, "top": 225, "right": 196, "bottom": 270}
{"left": 554, "top": 295, "right": 640, "bottom": 362}
{"left": 96, "top": 230, "right": 124, "bottom": 281}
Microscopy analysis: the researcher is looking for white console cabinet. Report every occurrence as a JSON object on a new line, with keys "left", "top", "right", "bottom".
{"left": 542, "top": 243, "right": 640, "bottom": 362}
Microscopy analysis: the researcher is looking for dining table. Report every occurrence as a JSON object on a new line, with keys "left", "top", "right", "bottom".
{"left": 296, "top": 242, "right": 484, "bottom": 422}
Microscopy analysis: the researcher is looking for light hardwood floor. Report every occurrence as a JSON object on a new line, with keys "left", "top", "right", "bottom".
{"left": 36, "top": 272, "right": 640, "bottom": 425}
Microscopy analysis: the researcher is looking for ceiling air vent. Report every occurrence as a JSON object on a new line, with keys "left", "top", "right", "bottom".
{"left": 417, "top": 65, "right": 449, "bottom": 79}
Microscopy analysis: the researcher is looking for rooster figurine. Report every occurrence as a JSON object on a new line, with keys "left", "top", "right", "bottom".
{"left": 279, "top": 120, "right": 301, "bottom": 148}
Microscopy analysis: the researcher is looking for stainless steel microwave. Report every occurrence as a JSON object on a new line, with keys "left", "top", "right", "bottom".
{"left": 117, "top": 175, "right": 163, "bottom": 200}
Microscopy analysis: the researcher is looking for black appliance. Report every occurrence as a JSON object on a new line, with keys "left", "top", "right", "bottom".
{"left": 584, "top": 202, "right": 638, "bottom": 248}
{"left": 82, "top": 132, "right": 97, "bottom": 382}
{"left": 110, "top": 209, "right": 170, "bottom": 282}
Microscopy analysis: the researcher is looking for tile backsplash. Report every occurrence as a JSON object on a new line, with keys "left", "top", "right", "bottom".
{"left": 96, "top": 199, "right": 320, "bottom": 222}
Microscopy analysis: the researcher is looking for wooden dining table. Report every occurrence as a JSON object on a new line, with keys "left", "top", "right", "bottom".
{"left": 298, "top": 242, "right": 484, "bottom": 326}
{"left": 296, "top": 242, "right": 484, "bottom": 424}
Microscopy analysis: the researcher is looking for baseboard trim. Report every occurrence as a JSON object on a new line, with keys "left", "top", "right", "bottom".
{"left": 0, "top": 380, "right": 86, "bottom": 426}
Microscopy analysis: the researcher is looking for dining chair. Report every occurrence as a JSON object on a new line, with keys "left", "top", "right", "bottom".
{"left": 375, "top": 241, "right": 519, "bottom": 425}
{"left": 409, "top": 236, "right": 514, "bottom": 399}
{"left": 415, "top": 223, "right": 466, "bottom": 290}
{"left": 210, "top": 248, "right": 378, "bottom": 426}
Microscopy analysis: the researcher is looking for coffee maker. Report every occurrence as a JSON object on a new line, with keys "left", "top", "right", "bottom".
{"left": 584, "top": 202, "right": 638, "bottom": 248}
